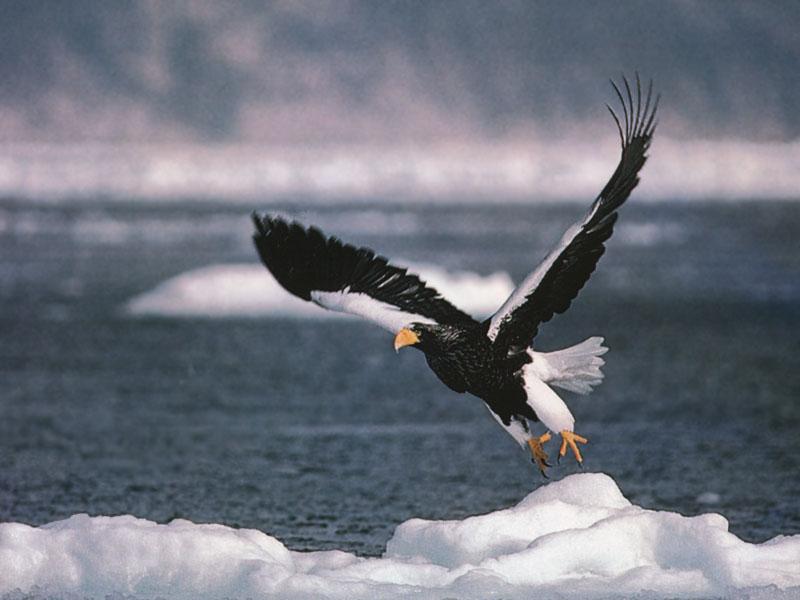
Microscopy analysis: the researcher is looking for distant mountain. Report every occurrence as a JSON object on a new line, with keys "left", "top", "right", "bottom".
{"left": 1, "top": 1, "right": 798, "bottom": 143}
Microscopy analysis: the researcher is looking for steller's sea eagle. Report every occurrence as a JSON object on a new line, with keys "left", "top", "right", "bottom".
{"left": 252, "top": 76, "right": 658, "bottom": 476}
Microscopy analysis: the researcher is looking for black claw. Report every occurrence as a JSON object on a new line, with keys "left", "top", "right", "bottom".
{"left": 577, "top": 461, "right": 584, "bottom": 470}
{"left": 532, "top": 457, "right": 552, "bottom": 473}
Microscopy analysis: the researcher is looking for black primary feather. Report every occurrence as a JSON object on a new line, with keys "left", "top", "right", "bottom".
{"left": 252, "top": 214, "right": 478, "bottom": 327}
{"left": 489, "top": 74, "right": 659, "bottom": 353}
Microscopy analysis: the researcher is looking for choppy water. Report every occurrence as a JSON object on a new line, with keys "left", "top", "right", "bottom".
{"left": 1, "top": 199, "right": 798, "bottom": 555}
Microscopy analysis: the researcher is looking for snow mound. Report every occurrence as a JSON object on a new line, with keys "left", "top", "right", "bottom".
{"left": 2, "top": 473, "right": 799, "bottom": 600}
{"left": 125, "top": 262, "right": 514, "bottom": 319}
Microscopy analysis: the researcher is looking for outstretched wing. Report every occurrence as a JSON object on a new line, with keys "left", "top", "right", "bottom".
{"left": 252, "top": 214, "right": 478, "bottom": 332}
{"left": 486, "top": 75, "right": 659, "bottom": 353}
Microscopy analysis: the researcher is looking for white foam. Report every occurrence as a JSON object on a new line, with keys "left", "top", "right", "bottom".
{"left": 125, "top": 263, "right": 515, "bottom": 319}
{"left": 1, "top": 473, "right": 798, "bottom": 599}
{"left": 697, "top": 492, "right": 722, "bottom": 505}
{"left": 616, "top": 221, "right": 688, "bottom": 246}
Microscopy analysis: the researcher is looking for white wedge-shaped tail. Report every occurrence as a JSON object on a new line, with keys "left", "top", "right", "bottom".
{"left": 525, "top": 336, "right": 608, "bottom": 395}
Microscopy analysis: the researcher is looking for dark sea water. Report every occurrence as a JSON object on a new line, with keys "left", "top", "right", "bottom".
{"left": 1, "top": 199, "right": 798, "bottom": 556}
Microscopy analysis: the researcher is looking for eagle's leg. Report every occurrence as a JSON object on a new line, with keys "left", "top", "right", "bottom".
{"left": 559, "top": 430, "right": 588, "bottom": 464}
{"left": 527, "top": 432, "right": 552, "bottom": 476}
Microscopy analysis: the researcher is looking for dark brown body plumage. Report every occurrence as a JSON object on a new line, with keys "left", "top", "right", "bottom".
{"left": 414, "top": 324, "right": 535, "bottom": 425}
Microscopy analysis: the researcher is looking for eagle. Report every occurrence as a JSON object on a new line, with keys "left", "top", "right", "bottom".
{"left": 252, "top": 76, "right": 658, "bottom": 476}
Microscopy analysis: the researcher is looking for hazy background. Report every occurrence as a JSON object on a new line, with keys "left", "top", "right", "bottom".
{"left": 1, "top": 0, "right": 799, "bottom": 201}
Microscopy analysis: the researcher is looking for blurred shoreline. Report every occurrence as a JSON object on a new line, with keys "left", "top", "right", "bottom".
{"left": 1, "top": 138, "right": 799, "bottom": 204}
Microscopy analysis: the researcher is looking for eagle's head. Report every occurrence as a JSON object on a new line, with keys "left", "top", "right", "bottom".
{"left": 393, "top": 323, "right": 460, "bottom": 355}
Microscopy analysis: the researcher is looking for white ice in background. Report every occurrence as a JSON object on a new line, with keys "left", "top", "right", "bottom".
{"left": 125, "top": 263, "right": 515, "bottom": 319}
{"left": 1, "top": 138, "right": 799, "bottom": 204}
{"left": 1, "top": 473, "right": 798, "bottom": 600}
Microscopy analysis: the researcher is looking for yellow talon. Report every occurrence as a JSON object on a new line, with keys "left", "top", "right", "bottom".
{"left": 559, "top": 430, "right": 588, "bottom": 464}
{"left": 527, "top": 432, "right": 552, "bottom": 476}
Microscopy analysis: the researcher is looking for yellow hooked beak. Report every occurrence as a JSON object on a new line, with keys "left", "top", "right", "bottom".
{"left": 394, "top": 328, "right": 420, "bottom": 352}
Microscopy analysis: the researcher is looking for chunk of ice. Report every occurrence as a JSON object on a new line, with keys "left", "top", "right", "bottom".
{"left": 125, "top": 263, "right": 514, "bottom": 319}
{"left": 1, "top": 473, "right": 798, "bottom": 599}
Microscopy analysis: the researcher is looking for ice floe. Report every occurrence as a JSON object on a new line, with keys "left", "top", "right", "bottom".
{"left": 125, "top": 262, "right": 514, "bottom": 319}
{"left": 2, "top": 473, "right": 798, "bottom": 599}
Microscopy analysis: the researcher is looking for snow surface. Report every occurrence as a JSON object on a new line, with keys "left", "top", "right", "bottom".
{"left": 2, "top": 473, "right": 798, "bottom": 600}
{"left": 125, "top": 262, "right": 514, "bottom": 319}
